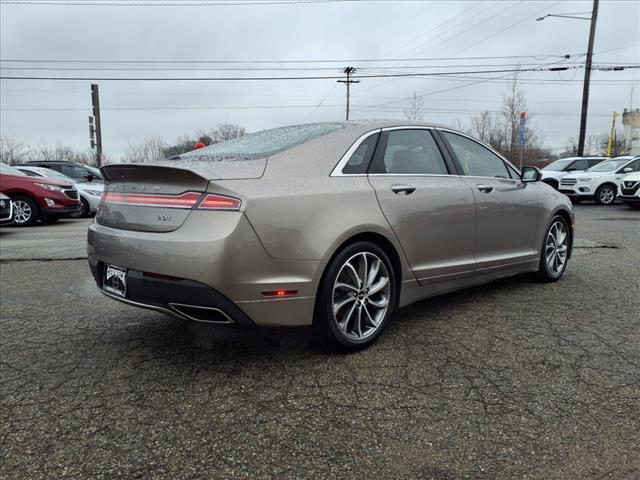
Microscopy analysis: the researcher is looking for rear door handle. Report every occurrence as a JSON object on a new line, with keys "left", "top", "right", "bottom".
{"left": 391, "top": 184, "right": 416, "bottom": 195}
{"left": 476, "top": 185, "right": 494, "bottom": 193}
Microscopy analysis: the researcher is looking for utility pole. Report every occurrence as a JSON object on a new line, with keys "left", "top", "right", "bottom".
{"left": 90, "top": 83, "right": 103, "bottom": 167}
{"left": 577, "top": 0, "right": 599, "bottom": 156}
{"left": 607, "top": 111, "right": 619, "bottom": 156}
{"left": 337, "top": 67, "right": 359, "bottom": 121}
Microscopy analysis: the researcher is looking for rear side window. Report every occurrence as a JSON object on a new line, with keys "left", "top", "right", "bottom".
{"left": 342, "top": 133, "right": 379, "bottom": 174}
{"left": 442, "top": 132, "right": 509, "bottom": 178}
{"left": 61, "top": 164, "right": 89, "bottom": 180}
{"left": 371, "top": 129, "right": 448, "bottom": 175}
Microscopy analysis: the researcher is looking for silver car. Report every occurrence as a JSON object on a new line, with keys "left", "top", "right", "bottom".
{"left": 88, "top": 122, "right": 574, "bottom": 350}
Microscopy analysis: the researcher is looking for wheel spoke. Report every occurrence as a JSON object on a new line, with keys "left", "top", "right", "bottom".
{"left": 343, "top": 261, "right": 361, "bottom": 287}
{"left": 333, "top": 296, "right": 356, "bottom": 315}
{"left": 366, "top": 258, "right": 381, "bottom": 287}
{"left": 339, "top": 302, "right": 357, "bottom": 333}
{"left": 335, "top": 282, "right": 358, "bottom": 292}
{"left": 362, "top": 304, "right": 379, "bottom": 328}
{"left": 355, "top": 307, "right": 363, "bottom": 338}
{"left": 368, "top": 296, "right": 389, "bottom": 309}
{"left": 368, "top": 276, "right": 389, "bottom": 296}
{"left": 358, "top": 253, "right": 368, "bottom": 289}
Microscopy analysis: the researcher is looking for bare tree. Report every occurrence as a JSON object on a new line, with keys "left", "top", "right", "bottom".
{"left": 501, "top": 74, "right": 528, "bottom": 161}
{"left": 0, "top": 136, "right": 29, "bottom": 165}
{"left": 403, "top": 92, "right": 425, "bottom": 122}
{"left": 123, "top": 137, "right": 168, "bottom": 163}
{"left": 212, "top": 123, "right": 246, "bottom": 142}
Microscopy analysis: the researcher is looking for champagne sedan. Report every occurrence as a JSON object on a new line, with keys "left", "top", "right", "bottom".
{"left": 88, "top": 122, "right": 574, "bottom": 350}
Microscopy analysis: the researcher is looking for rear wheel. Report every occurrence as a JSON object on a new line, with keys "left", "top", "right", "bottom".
{"left": 314, "top": 242, "right": 396, "bottom": 351}
{"left": 595, "top": 184, "right": 616, "bottom": 205}
{"left": 11, "top": 195, "right": 39, "bottom": 226}
{"left": 537, "top": 215, "right": 570, "bottom": 282}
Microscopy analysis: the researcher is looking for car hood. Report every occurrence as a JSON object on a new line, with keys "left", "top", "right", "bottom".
{"left": 0, "top": 173, "right": 73, "bottom": 188}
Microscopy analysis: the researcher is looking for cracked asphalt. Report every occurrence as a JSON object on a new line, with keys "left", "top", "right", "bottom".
{"left": 1, "top": 205, "right": 639, "bottom": 479}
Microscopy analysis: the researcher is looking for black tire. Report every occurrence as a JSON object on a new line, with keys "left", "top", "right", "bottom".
{"left": 594, "top": 184, "right": 616, "bottom": 205}
{"left": 69, "top": 197, "right": 89, "bottom": 218}
{"left": 314, "top": 241, "right": 397, "bottom": 351}
{"left": 537, "top": 215, "right": 570, "bottom": 283}
{"left": 10, "top": 195, "right": 39, "bottom": 226}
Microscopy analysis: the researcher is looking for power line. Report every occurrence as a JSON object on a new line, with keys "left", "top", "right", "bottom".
{"left": 0, "top": 0, "right": 439, "bottom": 5}
{"left": 5, "top": 64, "right": 630, "bottom": 82}
{"left": 0, "top": 54, "right": 582, "bottom": 64}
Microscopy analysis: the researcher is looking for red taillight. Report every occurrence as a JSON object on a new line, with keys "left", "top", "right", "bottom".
{"left": 197, "top": 194, "right": 241, "bottom": 210}
{"left": 261, "top": 289, "right": 298, "bottom": 297}
{"left": 102, "top": 191, "right": 241, "bottom": 210}
{"left": 143, "top": 272, "right": 183, "bottom": 281}
{"left": 103, "top": 192, "right": 201, "bottom": 209}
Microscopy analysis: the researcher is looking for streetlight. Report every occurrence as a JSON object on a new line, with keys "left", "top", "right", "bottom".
{"left": 537, "top": 1, "right": 600, "bottom": 157}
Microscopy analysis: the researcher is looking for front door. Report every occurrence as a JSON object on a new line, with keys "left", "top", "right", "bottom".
{"left": 367, "top": 128, "right": 477, "bottom": 284}
{"left": 439, "top": 131, "right": 539, "bottom": 272}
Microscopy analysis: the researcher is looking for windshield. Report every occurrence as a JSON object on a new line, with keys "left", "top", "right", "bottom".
{"left": 21, "top": 167, "right": 75, "bottom": 183}
{"left": 179, "top": 122, "right": 351, "bottom": 161}
{"left": 587, "top": 159, "right": 630, "bottom": 172}
{"left": 543, "top": 159, "right": 574, "bottom": 171}
{"left": 0, "top": 163, "right": 27, "bottom": 176}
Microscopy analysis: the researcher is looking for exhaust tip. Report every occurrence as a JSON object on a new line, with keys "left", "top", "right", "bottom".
{"left": 168, "top": 303, "right": 234, "bottom": 324}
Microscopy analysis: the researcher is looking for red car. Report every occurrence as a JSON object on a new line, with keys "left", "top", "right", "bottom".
{"left": 0, "top": 162, "right": 82, "bottom": 226}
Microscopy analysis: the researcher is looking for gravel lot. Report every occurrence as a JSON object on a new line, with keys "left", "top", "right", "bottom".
{"left": 1, "top": 205, "right": 639, "bottom": 479}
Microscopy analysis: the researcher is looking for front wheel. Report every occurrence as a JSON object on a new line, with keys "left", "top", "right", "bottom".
{"left": 537, "top": 215, "right": 570, "bottom": 282}
{"left": 69, "top": 198, "right": 89, "bottom": 218}
{"left": 314, "top": 242, "right": 396, "bottom": 351}
{"left": 11, "top": 195, "right": 39, "bottom": 226}
{"left": 595, "top": 184, "right": 616, "bottom": 205}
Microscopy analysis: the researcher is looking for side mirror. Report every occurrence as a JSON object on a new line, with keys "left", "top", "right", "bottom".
{"left": 623, "top": 167, "right": 633, "bottom": 173}
{"left": 84, "top": 173, "right": 94, "bottom": 182}
{"left": 521, "top": 166, "right": 542, "bottom": 182}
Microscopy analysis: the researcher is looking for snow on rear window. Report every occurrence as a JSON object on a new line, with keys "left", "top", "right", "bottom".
{"left": 179, "top": 122, "right": 351, "bottom": 161}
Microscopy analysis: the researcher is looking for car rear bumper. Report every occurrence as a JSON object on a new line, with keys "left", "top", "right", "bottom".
{"left": 87, "top": 212, "right": 324, "bottom": 327}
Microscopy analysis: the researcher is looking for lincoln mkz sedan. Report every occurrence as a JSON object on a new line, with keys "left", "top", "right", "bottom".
{"left": 88, "top": 122, "right": 574, "bottom": 350}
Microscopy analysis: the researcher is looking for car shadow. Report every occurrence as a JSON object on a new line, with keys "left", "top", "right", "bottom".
{"left": 104, "top": 272, "right": 541, "bottom": 368}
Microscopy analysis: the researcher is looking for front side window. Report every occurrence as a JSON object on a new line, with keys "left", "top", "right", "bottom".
{"left": 619, "top": 159, "right": 640, "bottom": 172}
{"left": 61, "top": 165, "right": 88, "bottom": 180}
{"left": 342, "top": 133, "right": 379, "bottom": 174}
{"left": 372, "top": 129, "right": 448, "bottom": 175}
{"left": 442, "top": 132, "right": 509, "bottom": 178}
{"left": 568, "top": 159, "right": 589, "bottom": 171}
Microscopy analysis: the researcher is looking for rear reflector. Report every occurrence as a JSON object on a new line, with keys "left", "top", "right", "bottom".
{"left": 197, "top": 194, "right": 241, "bottom": 210}
{"left": 261, "top": 289, "right": 298, "bottom": 297}
{"left": 143, "top": 271, "right": 183, "bottom": 281}
{"left": 103, "top": 192, "right": 201, "bottom": 209}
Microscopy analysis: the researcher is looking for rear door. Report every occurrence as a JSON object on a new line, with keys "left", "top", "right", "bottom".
{"left": 367, "top": 127, "right": 477, "bottom": 284}
{"left": 439, "top": 130, "right": 539, "bottom": 272}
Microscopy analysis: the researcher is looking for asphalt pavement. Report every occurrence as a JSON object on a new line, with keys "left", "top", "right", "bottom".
{"left": 1, "top": 205, "right": 639, "bottom": 479}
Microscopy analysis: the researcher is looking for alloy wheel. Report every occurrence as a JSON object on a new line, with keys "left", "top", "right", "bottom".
{"left": 599, "top": 186, "right": 615, "bottom": 205}
{"left": 12, "top": 200, "right": 32, "bottom": 225}
{"left": 545, "top": 220, "right": 569, "bottom": 276}
{"left": 332, "top": 252, "right": 391, "bottom": 340}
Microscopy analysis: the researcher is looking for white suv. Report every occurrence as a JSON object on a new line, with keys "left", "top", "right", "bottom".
{"left": 619, "top": 171, "right": 640, "bottom": 209}
{"left": 559, "top": 156, "right": 640, "bottom": 205}
{"left": 541, "top": 156, "right": 608, "bottom": 190}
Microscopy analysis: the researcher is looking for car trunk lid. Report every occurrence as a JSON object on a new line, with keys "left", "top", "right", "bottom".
{"left": 98, "top": 160, "right": 264, "bottom": 232}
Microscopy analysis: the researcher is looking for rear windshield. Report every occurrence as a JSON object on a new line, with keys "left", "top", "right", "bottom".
{"left": 179, "top": 123, "right": 350, "bottom": 161}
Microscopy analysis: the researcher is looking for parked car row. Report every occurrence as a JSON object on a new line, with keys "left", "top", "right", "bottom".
{"left": 542, "top": 155, "right": 640, "bottom": 207}
{"left": 0, "top": 161, "right": 104, "bottom": 226}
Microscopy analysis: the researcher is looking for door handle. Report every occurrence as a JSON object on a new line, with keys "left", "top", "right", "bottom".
{"left": 391, "top": 184, "right": 416, "bottom": 195}
{"left": 476, "top": 185, "right": 494, "bottom": 193}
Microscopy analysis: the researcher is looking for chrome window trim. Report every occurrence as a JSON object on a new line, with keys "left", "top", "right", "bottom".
{"left": 368, "top": 173, "right": 456, "bottom": 178}
{"left": 330, "top": 129, "right": 381, "bottom": 177}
